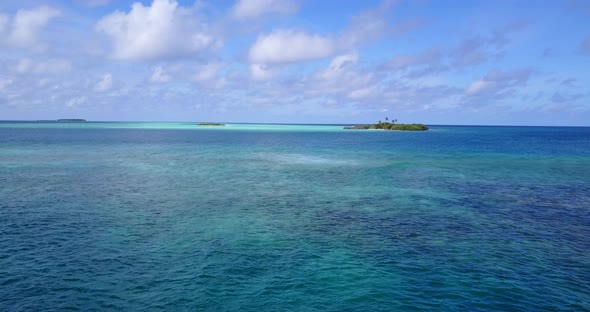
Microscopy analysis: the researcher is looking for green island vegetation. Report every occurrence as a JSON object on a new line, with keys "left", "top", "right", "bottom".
{"left": 197, "top": 122, "right": 225, "bottom": 126}
{"left": 344, "top": 117, "right": 428, "bottom": 131}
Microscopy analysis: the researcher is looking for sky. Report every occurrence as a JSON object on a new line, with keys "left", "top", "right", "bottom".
{"left": 0, "top": 0, "right": 589, "bottom": 125}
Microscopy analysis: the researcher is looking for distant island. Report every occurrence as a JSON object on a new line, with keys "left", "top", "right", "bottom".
{"left": 35, "top": 119, "right": 87, "bottom": 122}
{"left": 197, "top": 122, "right": 225, "bottom": 126}
{"left": 344, "top": 117, "right": 428, "bottom": 131}
{"left": 57, "top": 119, "right": 86, "bottom": 122}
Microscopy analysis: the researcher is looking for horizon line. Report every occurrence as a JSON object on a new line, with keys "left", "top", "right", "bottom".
{"left": 1, "top": 120, "right": 589, "bottom": 128}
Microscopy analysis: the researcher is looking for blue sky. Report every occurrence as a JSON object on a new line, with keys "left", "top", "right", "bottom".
{"left": 0, "top": 0, "right": 589, "bottom": 125}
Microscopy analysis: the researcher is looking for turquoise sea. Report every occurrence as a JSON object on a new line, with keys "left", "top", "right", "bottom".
{"left": 1, "top": 122, "right": 589, "bottom": 311}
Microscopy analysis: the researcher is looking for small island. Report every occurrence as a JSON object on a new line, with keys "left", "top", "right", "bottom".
{"left": 57, "top": 119, "right": 86, "bottom": 122}
{"left": 197, "top": 122, "right": 225, "bottom": 126}
{"left": 344, "top": 117, "right": 428, "bottom": 131}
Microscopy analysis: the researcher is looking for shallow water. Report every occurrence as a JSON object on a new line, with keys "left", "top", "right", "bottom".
{"left": 1, "top": 122, "right": 589, "bottom": 310}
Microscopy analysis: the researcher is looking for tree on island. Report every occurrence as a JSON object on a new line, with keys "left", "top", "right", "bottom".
{"left": 344, "top": 116, "right": 427, "bottom": 131}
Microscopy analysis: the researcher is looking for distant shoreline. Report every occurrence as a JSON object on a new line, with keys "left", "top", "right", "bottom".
{"left": 197, "top": 122, "right": 225, "bottom": 126}
{"left": 34, "top": 119, "right": 87, "bottom": 122}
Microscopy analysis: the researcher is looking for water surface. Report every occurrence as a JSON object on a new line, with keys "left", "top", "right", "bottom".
{"left": 1, "top": 122, "right": 589, "bottom": 310}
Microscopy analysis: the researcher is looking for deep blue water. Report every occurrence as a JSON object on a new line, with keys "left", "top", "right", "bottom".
{"left": 1, "top": 123, "right": 589, "bottom": 311}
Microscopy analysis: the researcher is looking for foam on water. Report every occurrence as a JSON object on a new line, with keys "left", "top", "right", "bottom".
{"left": 256, "top": 153, "right": 363, "bottom": 166}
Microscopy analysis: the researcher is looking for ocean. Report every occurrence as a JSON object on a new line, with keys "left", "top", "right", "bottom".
{"left": 1, "top": 122, "right": 589, "bottom": 310}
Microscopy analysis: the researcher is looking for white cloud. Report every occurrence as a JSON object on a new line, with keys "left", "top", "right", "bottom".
{"left": 250, "top": 63, "right": 278, "bottom": 80}
{"left": 315, "top": 52, "right": 360, "bottom": 83}
{"left": 15, "top": 58, "right": 72, "bottom": 75}
{"left": 348, "top": 86, "right": 377, "bottom": 99}
{"left": 232, "top": 0, "right": 299, "bottom": 19}
{"left": 66, "top": 96, "right": 87, "bottom": 107}
{"left": 338, "top": 1, "right": 393, "bottom": 50}
{"left": 15, "top": 59, "right": 32, "bottom": 74}
{"left": 1, "top": 6, "right": 60, "bottom": 49}
{"left": 466, "top": 80, "right": 494, "bottom": 95}
{"left": 306, "top": 52, "right": 376, "bottom": 99}
{"left": 194, "top": 63, "right": 222, "bottom": 81}
{"left": 248, "top": 29, "right": 334, "bottom": 64}
{"left": 327, "top": 52, "right": 358, "bottom": 71}
{"left": 95, "top": 0, "right": 219, "bottom": 61}
{"left": 94, "top": 73, "right": 113, "bottom": 92}
{"left": 465, "top": 69, "right": 532, "bottom": 98}
{"left": 150, "top": 66, "right": 171, "bottom": 83}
